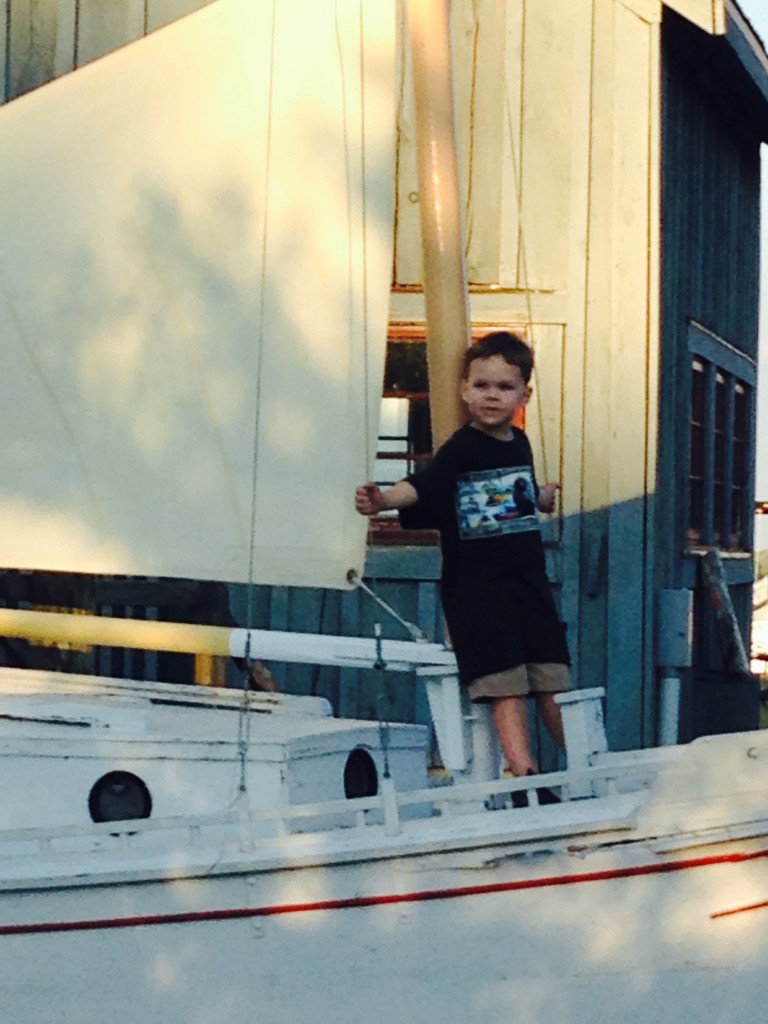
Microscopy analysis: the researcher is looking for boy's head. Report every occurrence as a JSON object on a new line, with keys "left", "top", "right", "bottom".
{"left": 459, "top": 332, "right": 532, "bottom": 436}
{"left": 461, "top": 331, "right": 534, "bottom": 383}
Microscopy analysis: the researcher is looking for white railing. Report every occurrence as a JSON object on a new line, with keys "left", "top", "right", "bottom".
{"left": 0, "top": 757, "right": 658, "bottom": 863}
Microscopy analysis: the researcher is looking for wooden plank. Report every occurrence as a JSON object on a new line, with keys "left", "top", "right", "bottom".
{"left": 498, "top": 0, "right": 523, "bottom": 286}
{"left": 414, "top": 580, "right": 438, "bottom": 724}
{"left": 557, "top": 0, "right": 594, "bottom": 684}
{"left": 618, "top": 0, "right": 661, "bottom": 23}
{"left": 605, "top": 2, "right": 659, "bottom": 749}
{"left": 76, "top": 0, "right": 145, "bottom": 66}
{"left": 664, "top": 0, "right": 726, "bottom": 35}
{"left": 0, "top": 0, "right": 7, "bottom": 102}
{"left": 451, "top": 0, "right": 504, "bottom": 284}
{"left": 700, "top": 549, "right": 751, "bottom": 673}
{"left": 146, "top": 0, "right": 211, "bottom": 33}
{"left": 396, "top": 0, "right": 505, "bottom": 289}
{"left": 644, "top": 13, "right": 662, "bottom": 743}
{"left": 577, "top": 0, "right": 614, "bottom": 695}
{"left": 285, "top": 588, "right": 327, "bottom": 696}
{"left": 515, "top": 0, "right": 576, "bottom": 291}
{"left": 5, "top": 0, "right": 208, "bottom": 92}
{"left": 7, "top": 0, "right": 64, "bottom": 97}
{"left": 525, "top": 323, "right": 564, "bottom": 550}
{"left": 53, "top": 0, "right": 76, "bottom": 76}
{"left": 0, "top": 0, "right": 74, "bottom": 98}
{"left": 338, "top": 589, "right": 362, "bottom": 718}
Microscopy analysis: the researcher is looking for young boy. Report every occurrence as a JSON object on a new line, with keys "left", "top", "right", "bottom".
{"left": 355, "top": 331, "right": 569, "bottom": 788}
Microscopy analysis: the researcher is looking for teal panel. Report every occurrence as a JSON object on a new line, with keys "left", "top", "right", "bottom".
{"left": 658, "top": 12, "right": 763, "bottom": 746}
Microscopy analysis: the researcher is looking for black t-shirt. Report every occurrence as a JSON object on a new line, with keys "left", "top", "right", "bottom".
{"left": 401, "top": 425, "right": 568, "bottom": 682}
{"left": 401, "top": 424, "right": 546, "bottom": 586}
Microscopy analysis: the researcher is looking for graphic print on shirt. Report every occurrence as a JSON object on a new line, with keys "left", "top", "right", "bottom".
{"left": 456, "top": 466, "right": 540, "bottom": 539}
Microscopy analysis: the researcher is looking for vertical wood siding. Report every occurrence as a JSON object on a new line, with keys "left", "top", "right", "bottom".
{"left": 2, "top": 0, "right": 212, "bottom": 102}
{"left": 395, "top": 0, "right": 578, "bottom": 290}
{"left": 660, "top": 15, "right": 760, "bottom": 566}
{"left": 660, "top": 12, "right": 761, "bottom": 734}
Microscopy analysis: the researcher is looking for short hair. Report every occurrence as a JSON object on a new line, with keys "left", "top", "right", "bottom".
{"left": 461, "top": 331, "right": 534, "bottom": 383}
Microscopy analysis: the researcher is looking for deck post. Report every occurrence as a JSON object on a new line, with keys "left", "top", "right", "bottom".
{"left": 556, "top": 688, "right": 608, "bottom": 798}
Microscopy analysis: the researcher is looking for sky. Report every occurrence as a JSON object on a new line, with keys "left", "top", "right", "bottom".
{"left": 737, "top": 0, "right": 768, "bottom": 547}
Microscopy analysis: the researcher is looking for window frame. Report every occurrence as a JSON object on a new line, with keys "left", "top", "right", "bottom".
{"left": 686, "top": 322, "right": 756, "bottom": 553}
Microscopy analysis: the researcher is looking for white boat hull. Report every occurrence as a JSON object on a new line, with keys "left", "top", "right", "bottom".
{"left": 0, "top": 669, "right": 766, "bottom": 1022}
{"left": 0, "top": 800, "right": 767, "bottom": 1023}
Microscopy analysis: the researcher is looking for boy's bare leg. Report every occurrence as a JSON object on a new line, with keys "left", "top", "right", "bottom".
{"left": 491, "top": 695, "right": 538, "bottom": 776}
{"left": 535, "top": 692, "right": 565, "bottom": 750}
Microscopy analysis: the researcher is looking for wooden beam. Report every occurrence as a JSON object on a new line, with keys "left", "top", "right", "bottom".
{"left": 700, "top": 549, "right": 750, "bottom": 674}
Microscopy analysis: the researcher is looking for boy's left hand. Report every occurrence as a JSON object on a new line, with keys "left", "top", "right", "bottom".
{"left": 537, "top": 483, "right": 560, "bottom": 514}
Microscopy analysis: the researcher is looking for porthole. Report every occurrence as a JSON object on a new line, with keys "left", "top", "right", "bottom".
{"left": 88, "top": 771, "right": 152, "bottom": 823}
{"left": 343, "top": 747, "right": 379, "bottom": 799}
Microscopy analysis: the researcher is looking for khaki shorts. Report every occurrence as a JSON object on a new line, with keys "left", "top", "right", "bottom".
{"left": 467, "top": 663, "right": 570, "bottom": 702}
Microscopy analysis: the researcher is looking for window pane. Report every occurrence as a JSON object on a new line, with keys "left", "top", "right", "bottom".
{"left": 408, "top": 398, "right": 432, "bottom": 456}
{"left": 372, "top": 340, "right": 435, "bottom": 540}
{"left": 688, "top": 359, "right": 707, "bottom": 543}
{"left": 731, "top": 383, "right": 748, "bottom": 548}
{"left": 375, "top": 396, "right": 410, "bottom": 488}
{"left": 691, "top": 358, "right": 706, "bottom": 423}
{"left": 384, "top": 341, "right": 428, "bottom": 393}
{"left": 734, "top": 380, "right": 747, "bottom": 440}
{"left": 689, "top": 478, "right": 704, "bottom": 540}
{"left": 713, "top": 372, "right": 726, "bottom": 544}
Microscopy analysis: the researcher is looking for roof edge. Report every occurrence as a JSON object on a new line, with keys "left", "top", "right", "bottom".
{"left": 664, "top": 0, "right": 726, "bottom": 35}
{"left": 726, "top": 1, "right": 768, "bottom": 111}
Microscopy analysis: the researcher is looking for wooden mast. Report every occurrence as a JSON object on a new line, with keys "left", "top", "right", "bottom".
{"left": 405, "top": 0, "right": 471, "bottom": 447}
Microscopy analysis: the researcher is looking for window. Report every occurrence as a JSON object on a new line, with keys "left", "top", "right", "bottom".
{"left": 687, "top": 326, "right": 755, "bottom": 552}
{"left": 376, "top": 337, "right": 432, "bottom": 487}
{"left": 370, "top": 334, "right": 433, "bottom": 542}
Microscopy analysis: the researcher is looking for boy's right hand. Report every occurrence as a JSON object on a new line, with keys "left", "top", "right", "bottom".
{"left": 355, "top": 483, "right": 387, "bottom": 516}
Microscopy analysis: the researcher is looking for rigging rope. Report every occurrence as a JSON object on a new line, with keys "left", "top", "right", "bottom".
{"left": 503, "top": 61, "right": 551, "bottom": 485}
{"left": 237, "top": 0, "right": 279, "bottom": 798}
{"left": 346, "top": 1, "right": 411, "bottom": 777}
{"left": 374, "top": 622, "right": 392, "bottom": 780}
{"left": 347, "top": 571, "right": 428, "bottom": 642}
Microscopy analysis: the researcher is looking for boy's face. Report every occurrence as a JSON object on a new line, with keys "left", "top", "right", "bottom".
{"left": 460, "top": 355, "right": 530, "bottom": 436}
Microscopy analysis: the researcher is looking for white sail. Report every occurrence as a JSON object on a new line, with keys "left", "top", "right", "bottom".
{"left": 0, "top": 0, "right": 395, "bottom": 589}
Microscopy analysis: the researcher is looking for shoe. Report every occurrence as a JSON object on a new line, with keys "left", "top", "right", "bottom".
{"left": 536, "top": 786, "right": 561, "bottom": 805}
{"left": 511, "top": 786, "right": 560, "bottom": 808}
{"left": 510, "top": 771, "right": 561, "bottom": 808}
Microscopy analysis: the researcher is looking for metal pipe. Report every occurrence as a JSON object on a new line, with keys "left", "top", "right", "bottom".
{"left": 405, "top": 0, "right": 471, "bottom": 447}
{"left": 658, "top": 671, "right": 681, "bottom": 746}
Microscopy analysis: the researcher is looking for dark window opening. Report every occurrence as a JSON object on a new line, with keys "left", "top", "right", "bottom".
{"left": 371, "top": 337, "right": 435, "bottom": 544}
{"left": 343, "top": 747, "right": 379, "bottom": 799}
{"left": 88, "top": 770, "right": 152, "bottom": 823}
{"left": 687, "top": 349, "right": 753, "bottom": 553}
{"left": 688, "top": 358, "right": 706, "bottom": 542}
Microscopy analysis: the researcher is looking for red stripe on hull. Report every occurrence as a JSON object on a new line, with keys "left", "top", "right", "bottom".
{"left": 2, "top": 844, "right": 767, "bottom": 936}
